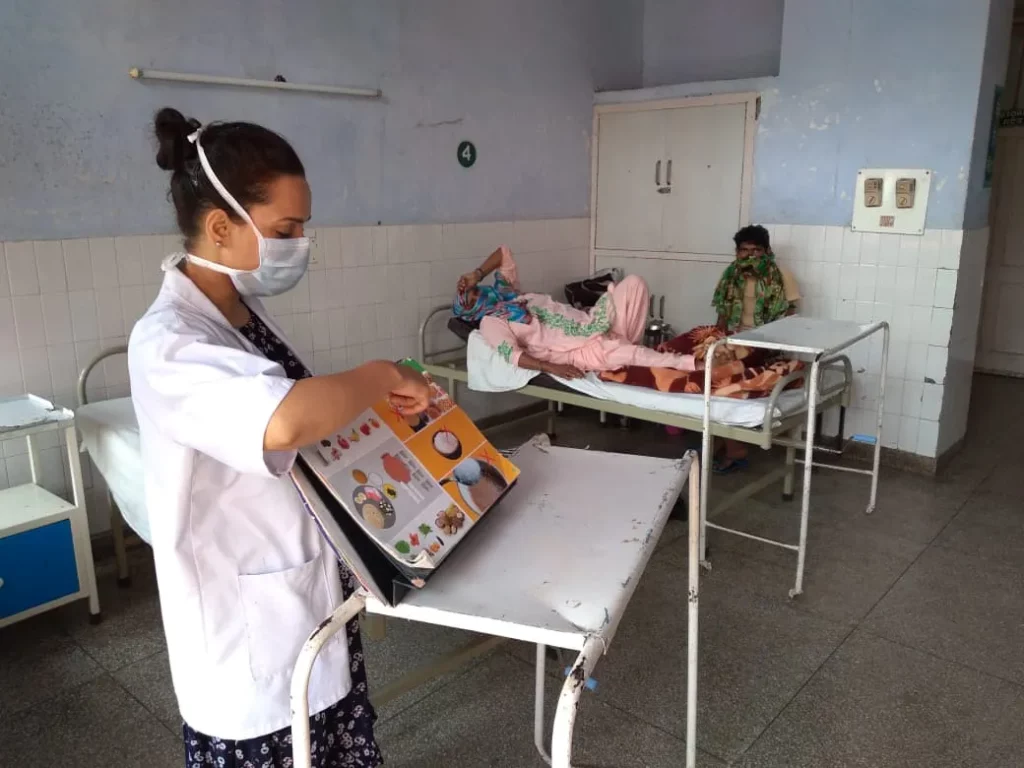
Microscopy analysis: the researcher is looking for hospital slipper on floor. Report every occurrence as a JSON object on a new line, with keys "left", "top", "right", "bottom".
{"left": 712, "top": 457, "right": 749, "bottom": 475}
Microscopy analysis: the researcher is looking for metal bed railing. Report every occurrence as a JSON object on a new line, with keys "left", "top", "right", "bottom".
{"left": 76, "top": 344, "right": 134, "bottom": 587}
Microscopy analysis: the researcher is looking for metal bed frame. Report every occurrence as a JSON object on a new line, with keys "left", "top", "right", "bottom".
{"left": 77, "top": 344, "right": 135, "bottom": 587}
{"left": 417, "top": 305, "right": 882, "bottom": 597}
{"left": 292, "top": 441, "right": 703, "bottom": 768}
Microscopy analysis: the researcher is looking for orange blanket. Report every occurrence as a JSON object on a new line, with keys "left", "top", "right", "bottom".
{"left": 599, "top": 325, "right": 805, "bottom": 399}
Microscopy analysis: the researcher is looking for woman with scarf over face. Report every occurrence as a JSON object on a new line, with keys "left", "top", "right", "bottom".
{"left": 455, "top": 247, "right": 697, "bottom": 379}
{"left": 710, "top": 224, "right": 801, "bottom": 471}
{"left": 713, "top": 225, "right": 800, "bottom": 332}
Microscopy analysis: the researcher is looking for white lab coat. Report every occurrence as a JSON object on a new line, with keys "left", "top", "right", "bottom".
{"left": 128, "top": 261, "right": 351, "bottom": 740}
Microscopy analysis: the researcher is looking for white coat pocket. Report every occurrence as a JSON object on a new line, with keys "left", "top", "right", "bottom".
{"left": 238, "top": 555, "right": 333, "bottom": 680}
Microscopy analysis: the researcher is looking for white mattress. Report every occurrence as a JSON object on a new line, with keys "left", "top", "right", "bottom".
{"left": 77, "top": 398, "right": 150, "bottom": 544}
{"left": 465, "top": 331, "right": 836, "bottom": 428}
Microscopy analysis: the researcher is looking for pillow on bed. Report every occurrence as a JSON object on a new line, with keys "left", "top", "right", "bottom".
{"left": 447, "top": 317, "right": 479, "bottom": 342}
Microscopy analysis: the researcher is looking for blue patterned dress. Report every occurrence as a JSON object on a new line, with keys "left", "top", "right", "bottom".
{"left": 182, "top": 309, "right": 382, "bottom": 768}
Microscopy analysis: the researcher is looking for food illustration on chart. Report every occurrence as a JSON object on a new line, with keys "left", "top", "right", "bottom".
{"left": 314, "top": 411, "right": 388, "bottom": 467}
{"left": 299, "top": 360, "right": 519, "bottom": 569}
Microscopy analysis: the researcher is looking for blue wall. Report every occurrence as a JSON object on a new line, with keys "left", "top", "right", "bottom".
{"left": 0, "top": 0, "right": 642, "bottom": 241}
{"left": 3, "top": 0, "right": 1007, "bottom": 239}
{"left": 616, "top": 0, "right": 1001, "bottom": 230}
{"left": 642, "top": 0, "right": 784, "bottom": 88}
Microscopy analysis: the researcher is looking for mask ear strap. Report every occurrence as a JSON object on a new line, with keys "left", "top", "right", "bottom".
{"left": 187, "top": 129, "right": 258, "bottom": 231}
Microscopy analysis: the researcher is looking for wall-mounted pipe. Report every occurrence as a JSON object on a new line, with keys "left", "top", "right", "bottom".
{"left": 128, "top": 67, "right": 381, "bottom": 99}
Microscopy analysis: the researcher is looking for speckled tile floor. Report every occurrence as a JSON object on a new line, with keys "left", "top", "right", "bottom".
{"left": 2, "top": 374, "right": 1022, "bottom": 767}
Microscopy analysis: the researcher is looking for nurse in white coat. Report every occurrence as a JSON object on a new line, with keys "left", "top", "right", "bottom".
{"left": 129, "top": 108, "right": 429, "bottom": 768}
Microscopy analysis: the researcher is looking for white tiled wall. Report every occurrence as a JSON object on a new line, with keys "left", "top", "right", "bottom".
{"left": 938, "top": 227, "right": 989, "bottom": 455}
{"left": 596, "top": 224, "right": 977, "bottom": 459}
{"left": 0, "top": 218, "right": 589, "bottom": 533}
{"left": 766, "top": 224, "right": 978, "bottom": 459}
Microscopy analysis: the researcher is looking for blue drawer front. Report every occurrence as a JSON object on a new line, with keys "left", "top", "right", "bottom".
{"left": 0, "top": 520, "right": 80, "bottom": 619}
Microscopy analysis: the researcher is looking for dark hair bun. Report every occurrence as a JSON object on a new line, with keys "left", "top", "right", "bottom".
{"left": 154, "top": 107, "right": 202, "bottom": 172}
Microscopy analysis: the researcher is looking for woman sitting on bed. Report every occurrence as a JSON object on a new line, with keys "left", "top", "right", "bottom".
{"left": 713, "top": 224, "right": 799, "bottom": 332}
{"left": 670, "top": 224, "right": 800, "bottom": 472}
{"left": 455, "top": 246, "right": 697, "bottom": 379}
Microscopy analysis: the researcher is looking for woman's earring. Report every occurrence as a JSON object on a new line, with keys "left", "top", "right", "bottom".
{"left": 215, "top": 241, "right": 222, "bottom": 247}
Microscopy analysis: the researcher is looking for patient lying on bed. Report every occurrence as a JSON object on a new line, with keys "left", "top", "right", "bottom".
{"left": 456, "top": 247, "right": 696, "bottom": 379}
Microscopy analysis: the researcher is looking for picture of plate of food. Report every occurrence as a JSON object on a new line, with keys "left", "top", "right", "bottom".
{"left": 352, "top": 484, "right": 397, "bottom": 530}
{"left": 431, "top": 428, "right": 462, "bottom": 460}
{"left": 443, "top": 458, "right": 509, "bottom": 516}
{"left": 435, "top": 504, "right": 465, "bottom": 535}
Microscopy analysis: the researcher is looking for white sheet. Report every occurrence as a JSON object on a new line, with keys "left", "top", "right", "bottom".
{"left": 465, "top": 331, "right": 835, "bottom": 428}
{"left": 77, "top": 398, "right": 150, "bottom": 544}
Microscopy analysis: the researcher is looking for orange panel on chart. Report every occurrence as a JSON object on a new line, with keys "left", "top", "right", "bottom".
{"left": 405, "top": 408, "right": 488, "bottom": 481}
{"left": 371, "top": 401, "right": 417, "bottom": 441}
{"left": 371, "top": 377, "right": 457, "bottom": 444}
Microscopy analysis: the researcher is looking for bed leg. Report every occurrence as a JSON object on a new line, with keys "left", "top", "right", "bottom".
{"left": 782, "top": 428, "right": 798, "bottom": 502}
{"left": 109, "top": 492, "right": 132, "bottom": 588}
{"left": 790, "top": 361, "right": 819, "bottom": 599}
{"left": 292, "top": 594, "right": 367, "bottom": 768}
{"left": 867, "top": 324, "right": 889, "bottom": 515}
{"left": 599, "top": 410, "right": 607, "bottom": 425}
{"left": 546, "top": 401, "right": 557, "bottom": 440}
{"left": 551, "top": 638, "right": 602, "bottom": 767}
{"left": 834, "top": 406, "right": 847, "bottom": 452}
{"left": 534, "top": 644, "right": 551, "bottom": 764}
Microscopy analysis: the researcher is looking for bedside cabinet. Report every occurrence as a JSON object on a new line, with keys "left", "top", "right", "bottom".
{"left": 0, "top": 395, "right": 101, "bottom": 628}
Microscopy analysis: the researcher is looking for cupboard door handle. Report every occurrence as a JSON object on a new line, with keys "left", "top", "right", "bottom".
{"left": 666, "top": 160, "right": 672, "bottom": 186}
{"left": 655, "top": 160, "right": 661, "bottom": 187}
{"left": 658, "top": 187, "right": 672, "bottom": 194}
{"left": 659, "top": 296, "right": 666, "bottom": 319}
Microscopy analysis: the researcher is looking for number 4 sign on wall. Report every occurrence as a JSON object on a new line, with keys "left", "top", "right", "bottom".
{"left": 457, "top": 140, "right": 477, "bottom": 169}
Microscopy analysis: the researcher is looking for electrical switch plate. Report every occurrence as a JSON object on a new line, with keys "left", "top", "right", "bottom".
{"left": 864, "top": 178, "right": 883, "bottom": 207}
{"left": 895, "top": 178, "right": 916, "bottom": 209}
{"left": 851, "top": 169, "right": 931, "bottom": 236}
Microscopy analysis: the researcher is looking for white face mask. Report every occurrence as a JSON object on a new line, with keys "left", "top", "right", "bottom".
{"left": 182, "top": 128, "right": 310, "bottom": 297}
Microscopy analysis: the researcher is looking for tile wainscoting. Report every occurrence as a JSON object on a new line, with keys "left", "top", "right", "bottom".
{"left": 0, "top": 215, "right": 988, "bottom": 534}
{"left": 0, "top": 218, "right": 589, "bottom": 533}
{"left": 767, "top": 224, "right": 987, "bottom": 465}
{"left": 598, "top": 223, "right": 988, "bottom": 466}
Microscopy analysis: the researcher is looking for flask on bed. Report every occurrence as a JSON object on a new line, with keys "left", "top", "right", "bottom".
{"left": 643, "top": 295, "right": 674, "bottom": 349}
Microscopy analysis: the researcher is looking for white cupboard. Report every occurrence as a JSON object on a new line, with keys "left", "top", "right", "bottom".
{"left": 590, "top": 93, "right": 758, "bottom": 330}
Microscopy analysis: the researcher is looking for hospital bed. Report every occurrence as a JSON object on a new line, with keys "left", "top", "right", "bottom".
{"left": 292, "top": 438, "right": 703, "bottom": 768}
{"left": 76, "top": 345, "right": 148, "bottom": 586}
{"left": 418, "top": 306, "right": 888, "bottom": 597}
